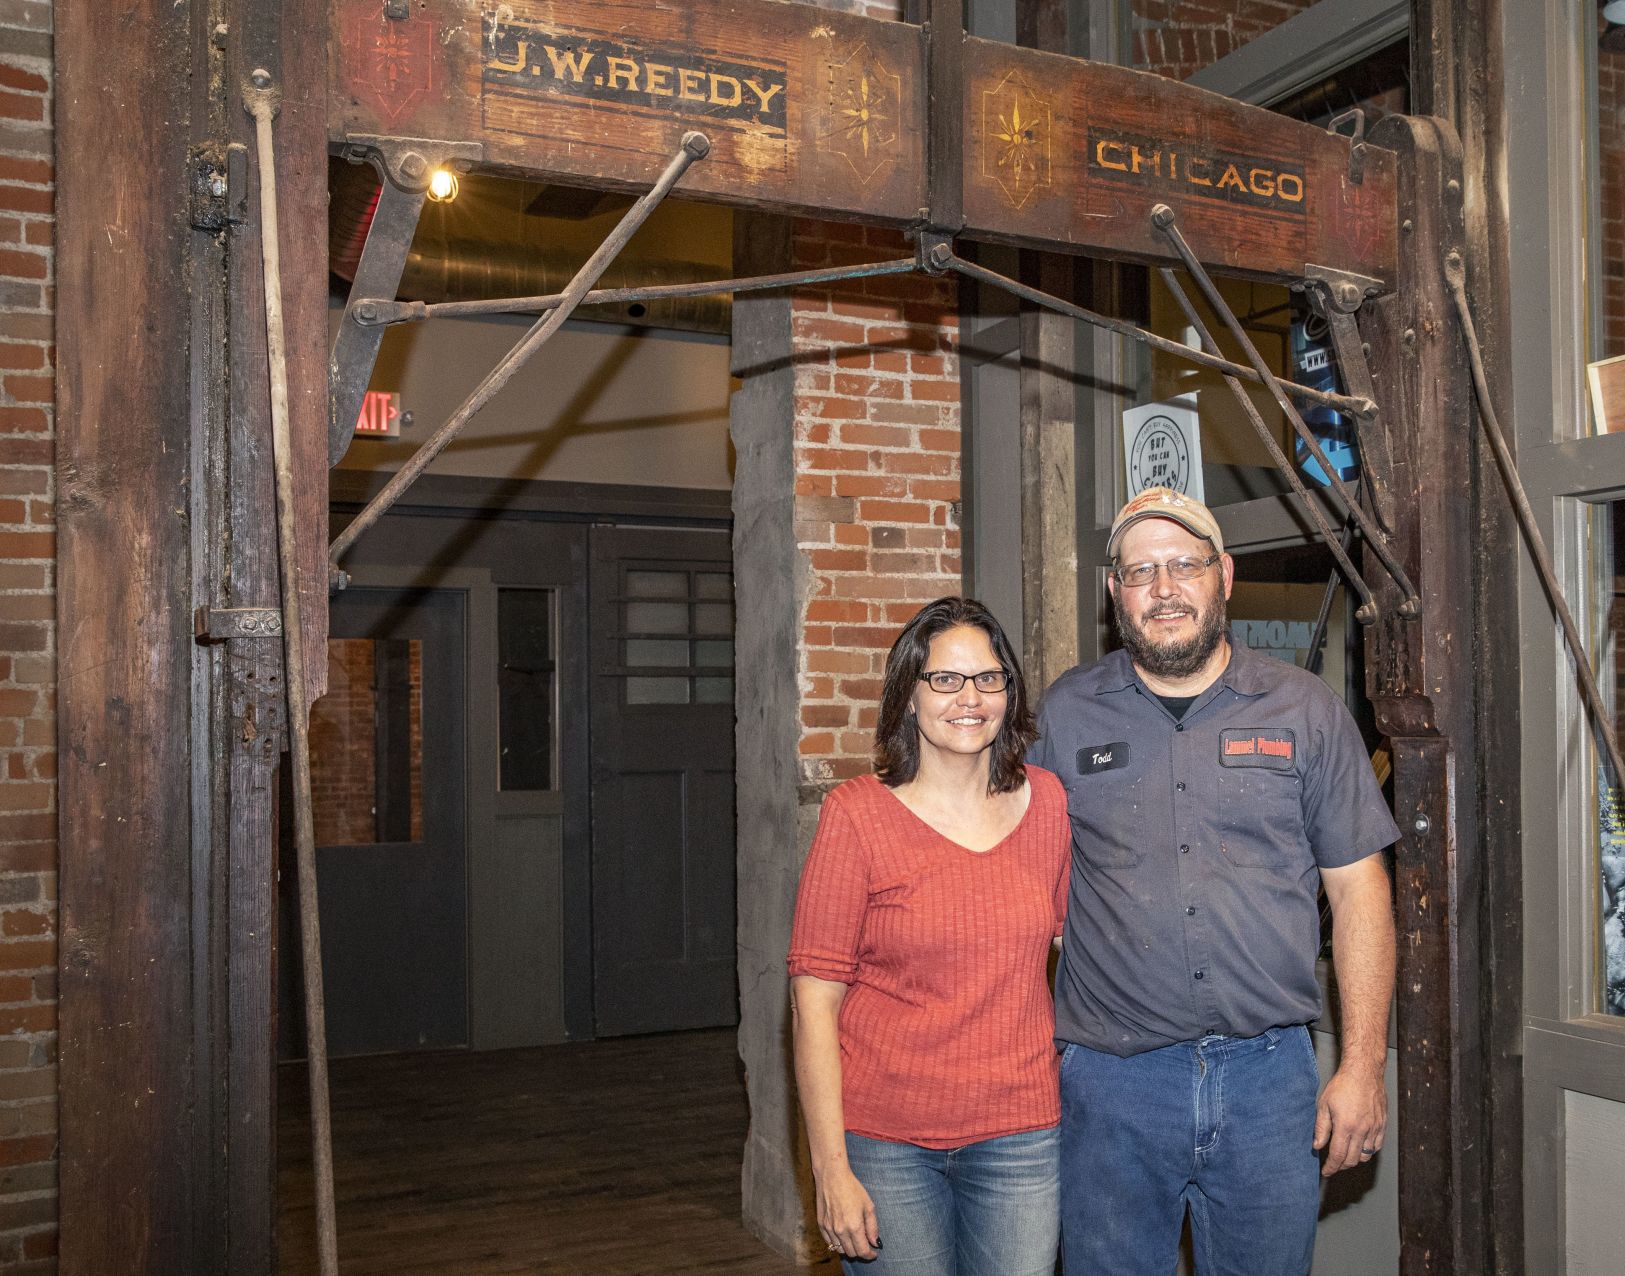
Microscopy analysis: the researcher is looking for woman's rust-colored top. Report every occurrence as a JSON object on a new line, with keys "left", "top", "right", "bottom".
{"left": 788, "top": 767, "right": 1070, "bottom": 1148}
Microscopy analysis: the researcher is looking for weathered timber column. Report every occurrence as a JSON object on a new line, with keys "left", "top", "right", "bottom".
{"left": 1359, "top": 115, "right": 1484, "bottom": 1276}
{"left": 1014, "top": 4, "right": 1081, "bottom": 693}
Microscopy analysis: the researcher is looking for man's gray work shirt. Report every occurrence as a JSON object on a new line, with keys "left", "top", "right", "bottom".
{"left": 1031, "top": 644, "right": 1399, "bottom": 1057}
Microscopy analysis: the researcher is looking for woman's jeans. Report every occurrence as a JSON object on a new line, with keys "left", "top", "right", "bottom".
{"left": 1059, "top": 1026, "right": 1323, "bottom": 1276}
{"left": 841, "top": 1126, "right": 1060, "bottom": 1275}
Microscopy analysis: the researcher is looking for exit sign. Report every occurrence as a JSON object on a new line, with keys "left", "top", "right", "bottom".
{"left": 355, "top": 391, "right": 403, "bottom": 437}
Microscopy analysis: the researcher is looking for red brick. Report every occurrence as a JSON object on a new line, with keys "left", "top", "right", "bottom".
{"left": 0, "top": 67, "right": 47, "bottom": 96}
{"left": 0, "top": 250, "right": 44, "bottom": 280}
{"left": 22, "top": 1230, "right": 56, "bottom": 1260}
{"left": 0, "top": 1135, "right": 54, "bottom": 1168}
{"left": 0, "top": 1004, "right": 51, "bottom": 1033}
{"left": 793, "top": 473, "right": 833, "bottom": 497}
{"left": 802, "top": 624, "right": 833, "bottom": 647}
{"left": 799, "top": 421, "right": 831, "bottom": 444}
{"left": 910, "top": 479, "right": 962, "bottom": 501}
{"left": 0, "top": 837, "right": 52, "bottom": 872}
{"left": 806, "top": 599, "right": 870, "bottom": 623}
{"left": 793, "top": 319, "right": 871, "bottom": 345}
{"left": 0, "top": 532, "right": 50, "bottom": 561}
{"left": 832, "top": 474, "right": 907, "bottom": 499}
{"left": 0, "top": 93, "right": 42, "bottom": 123}
{"left": 0, "top": 342, "right": 41, "bottom": 369}
{"left": 0, "top": 975, "right": 28, "bottom": 1002}
{"left": 0, "top": 498, "right": 23, "bottom": 523}
{"left": 801, "top": 705, "right": 851, "bottom": 729}
{"left": 831, "top": 523, "right": 869, "bottom": 547}
{"left": 838, "top": 423, "right": 912, "bottom": 448}
{"left": 799, "top": 732, "right": 836, "bottom": 756}
{"left": 800, "top": 446, "right": 872, "bottom": 473}
{"left": 0, "top": 911, "right": 47, "bottom": 938}
{"left": 806, "top": 650, "right": 871, "bottom": 675}
{"left": 908, "top": 378, "right": 960, "bottom": 403}
{"left": 21, "top": 219, "right": 50, "bottom": 248}
{"left": 803, "top": 676, "right": 834, "bottom": 700}
{"left": 0, "top": 375, "right": 50, "bottom": 405}
{"left": 918, "top": 428, "right": 960, "bottom": 451}
{"left": 801, "top": 397, "right": 870, "bottom": 421}
{"left": 807, "top": 548, "right": 868, "bottom": 572}
{"left": 857, "top": 499, "right": 932, "bottom": 524}
{"left": 0, "top": 406, "right": 45, "bottom": 431}
{"left": 832, "top": 373, "right": 904, "bottom": 399}
{"left": 0, "top": 186, "right": 48, "bottom": 216}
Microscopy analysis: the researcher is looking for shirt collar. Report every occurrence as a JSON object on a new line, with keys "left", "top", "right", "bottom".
{"left": 1090, "top": 640, "right": 1274, "bottom": 699}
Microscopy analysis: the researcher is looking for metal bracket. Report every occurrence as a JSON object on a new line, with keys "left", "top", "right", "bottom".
{"left": 189, "top": 142, "right": 249, "bottom": 231}
{"left": 196, "top": 606, "right": 284, "bottom": 643}
{"left": 914, "top": 229, "right": 955, "bottom": 275}
{"left": 1298, "top": 262, "right": 1385, "bottom": 314}
{"left": 384, "top": 0, "right": 410, "bottom": 18}
{"left": 1327, "top": 108, "right": 1367, "bottom": 185}
{"left": 1305, "top": 285, "right": 1398, "bottom": 536}
{"left": 337, "top": 134, "right": 484, "bottom": 194}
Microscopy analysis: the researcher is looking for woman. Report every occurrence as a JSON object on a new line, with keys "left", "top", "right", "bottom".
{"left": 788, "top": 597, "right": 1069, "bottom": 1274}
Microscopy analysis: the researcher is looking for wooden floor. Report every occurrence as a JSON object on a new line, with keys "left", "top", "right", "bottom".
{"left": 278, "top": 1028, "right": 831, "bottom": 1275}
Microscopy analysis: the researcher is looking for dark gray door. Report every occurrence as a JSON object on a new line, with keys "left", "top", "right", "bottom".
{"left": 588, "top": 526, "right": 737, "bottom": 1037}
{"left": 283, "top": 586, "right": 468, "bottom": 1057}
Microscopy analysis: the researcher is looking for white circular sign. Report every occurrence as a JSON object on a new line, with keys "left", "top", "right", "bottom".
{"left": 1128, "top": 415, "right": 1193, "bottom": 493}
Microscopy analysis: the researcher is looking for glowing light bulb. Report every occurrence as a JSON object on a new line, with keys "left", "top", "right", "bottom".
{"left": 427, "top": 168, "right": 459, "bottom": 203}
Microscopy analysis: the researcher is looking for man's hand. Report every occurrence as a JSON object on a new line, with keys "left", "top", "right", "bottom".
{"left": 1313, "top": 1065, "right": 1386, "bottom": 1176}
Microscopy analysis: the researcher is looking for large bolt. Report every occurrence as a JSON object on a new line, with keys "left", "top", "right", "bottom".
{"left": 398, "top": 151, "right": 428, "bottom": 181}
{"left": 1334, "top": 281, "right": 1361, "bottom": 309}
{"left": 250, "top": 67, "right": 272, "bottom": 89}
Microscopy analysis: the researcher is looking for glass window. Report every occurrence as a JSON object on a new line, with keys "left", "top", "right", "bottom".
{"left": 497, "top": 589, "right": 556, "bottom": 791}
{"left": 1591, "top": 501, "right": 1625, "bottom": 1016}
{"left": 619, "top": 566, "right": 735, "bottom": 706}
{"left": 309, "top": 638, "right": 424, "bottom": 844}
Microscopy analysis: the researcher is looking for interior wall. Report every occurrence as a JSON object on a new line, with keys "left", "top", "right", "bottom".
{"left": 331, "top": 306, "right": 736, "bottom": 491}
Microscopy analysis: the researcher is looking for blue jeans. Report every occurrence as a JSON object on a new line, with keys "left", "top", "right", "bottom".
{"left": 841, "top": 1126, "right": 1060, "bottom": 1275}
{"left": 1059, "top": 1027, "right": 1321, "bottom": 1276}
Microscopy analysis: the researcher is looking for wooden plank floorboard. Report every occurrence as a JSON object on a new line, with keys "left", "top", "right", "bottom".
{"left": 278, "top": 1028, "right": 828, "bottom": 1275}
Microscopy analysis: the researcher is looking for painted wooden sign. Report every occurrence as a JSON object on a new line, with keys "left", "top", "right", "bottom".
{"left": 331, "top": 0, "right": 1396, "bottom": 286}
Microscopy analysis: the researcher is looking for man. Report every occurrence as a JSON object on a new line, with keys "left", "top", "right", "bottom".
{"left": 1030, "top": 486, "right": 1398, "bottom": 1276}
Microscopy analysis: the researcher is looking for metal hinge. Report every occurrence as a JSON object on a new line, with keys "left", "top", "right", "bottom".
{"left": 189, "top": 142, "right": 249, "bottom": 232}
{"left": 195, "top": 606, "right": 284, "bottom": 643}
{"left": 1327, "top": 108, "right": 1367, "bottom": 186}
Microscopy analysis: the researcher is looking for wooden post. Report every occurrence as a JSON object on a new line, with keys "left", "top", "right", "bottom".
{"left": 1015, "top": 0, "right": 1081, "bottom": 691}
{"left": 57, "top": 1, "right": 328, "bottom": 1270}
{"left": 1359, "top": 113, "right": 1492, "bottom": 1276}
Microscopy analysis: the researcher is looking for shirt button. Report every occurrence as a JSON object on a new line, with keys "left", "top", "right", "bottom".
{"left": 1186, "top": 906, "right": 1196, "bottom": 915}
{"left": 1193, "top": 970, "right": 1204, "bottom": 980}
{"left": 1175, "top": 723, "right": 1185, "bottom": 732}
{"left": 1176, "top": 782, "right": 1186, "bottom": 792}
{"left": 1180, "top": 844, "right": 1190, "bottom": 854}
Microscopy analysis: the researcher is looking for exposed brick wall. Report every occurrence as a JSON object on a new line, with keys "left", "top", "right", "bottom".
{"left": 309, "top": 640, "right": 424, "bottom": 846}
{"left": 1601, "top": 36, "right": 1625, "bottom": 359}
{"left": 0, "top": 1, "right": 53, "bottom": 1271}
{"left": 790, "top": 226, "right": 962, "bottom": 788}
{"left": 1132, "top": 0, "right": 1313, "bottom": 81}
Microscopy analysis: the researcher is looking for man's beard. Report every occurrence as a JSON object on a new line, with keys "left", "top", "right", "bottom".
{"left": 1112, "top": 589, "right": 1228, "bottom": 680}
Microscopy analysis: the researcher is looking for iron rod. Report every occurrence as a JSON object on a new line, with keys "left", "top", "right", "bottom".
{"left": 1157, "top": 265, "right": 1380, "bottom": 624}
{"left": 941, "top": 252, "right": 1375, "bottom": 420}
{"left": 247, "top": 83, "right": 339, "bottom": 1276}
{"left": 363, "top": 258, "right": 921, "bottom": 325}
{"left": 330, "top": 132, "right": 712, "bottom": 567}
{"left": 1150, "top": 205, "right": 1422, "bottom": 618}
{"left": 1444, "top": 252, "right": 1625, "bottom": 790}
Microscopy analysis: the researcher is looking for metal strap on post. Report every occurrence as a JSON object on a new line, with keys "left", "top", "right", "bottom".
{"left": 243, "top": 70, "right": 340, "bottom": 1276}
{"left": 328, "top": 131, "right": 713, "bottom": 572}
{"left": 1445, "top": 250, "right": 1625, "bottom": 788}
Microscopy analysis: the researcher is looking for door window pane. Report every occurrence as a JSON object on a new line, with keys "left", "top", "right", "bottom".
{"left": 617, "top": 565, "right": 736, "bottom": 705}
{"left": 310, "top": 638, "right": 424, "bottom": 844}
{"left": 497, "top": 588, "right": 556, "bottom": 792}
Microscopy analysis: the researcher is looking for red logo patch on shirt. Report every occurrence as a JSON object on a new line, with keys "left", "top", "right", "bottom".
{"left": 1218, "top": 728, "right": 1295, "bottom": 769}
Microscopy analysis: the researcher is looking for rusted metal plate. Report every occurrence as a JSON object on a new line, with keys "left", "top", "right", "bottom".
{"left": 330, "top": 1, "right": 1398, "bottom": 287}
{"left": 960, "top": 39, "right": 1397, "bottom": 284}
{"left": 330, "top": 0, "right": 926, "bottom": 225}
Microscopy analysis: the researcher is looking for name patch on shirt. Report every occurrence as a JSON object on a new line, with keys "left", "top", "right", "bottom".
{"left": 1219, "top": 728, "right": 1295, "bottom": 769}
{"left": 1077, "top": 742, "right": 1131, "bottom": 775}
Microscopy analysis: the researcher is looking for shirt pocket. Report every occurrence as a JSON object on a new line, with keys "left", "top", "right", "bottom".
{"left": 1067, "top": 769, "right": 1144, "bottom": 868}
{"left": 1216, "top": 764, "right": 1306, "bottom": 867}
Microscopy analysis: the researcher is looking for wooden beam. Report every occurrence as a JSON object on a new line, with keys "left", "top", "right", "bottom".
{"left": 328, "top": 0, "right": 1398, "bottom": 286}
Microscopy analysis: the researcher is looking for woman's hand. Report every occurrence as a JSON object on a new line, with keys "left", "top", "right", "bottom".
{"left": 815, "top": 1163, "right": 880, "bottom": 1262}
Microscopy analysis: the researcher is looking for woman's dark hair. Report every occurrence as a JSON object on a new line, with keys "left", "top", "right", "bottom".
{"left": 874, "top": 596, "right": 1036, "bottom": 795}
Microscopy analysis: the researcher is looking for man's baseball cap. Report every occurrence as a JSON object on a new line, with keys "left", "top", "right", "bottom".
{"left": 1107, "top": 486, "right": 1225, "bottom": 558}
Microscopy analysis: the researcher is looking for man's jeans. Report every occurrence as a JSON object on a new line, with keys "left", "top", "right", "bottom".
{"left": 841, "top": 1126, "right": 1059, "bottom": 1274}
{"left": 1060, "top": 1027, "right": 1321, "bottom": 1276}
